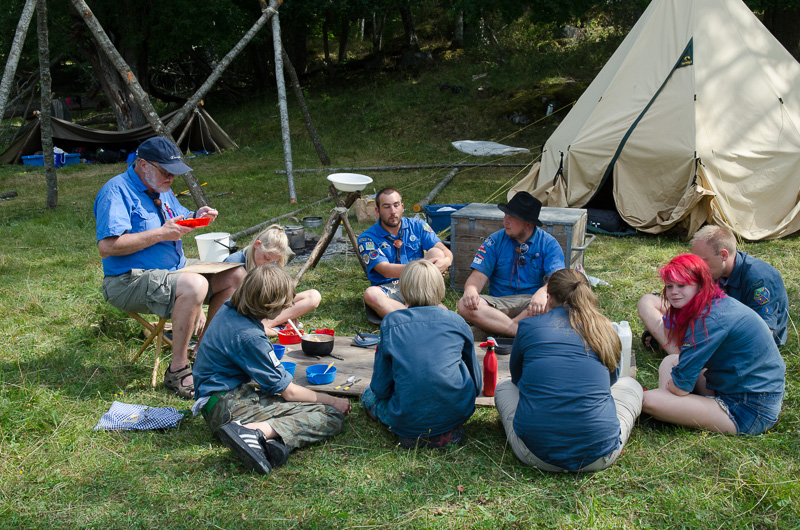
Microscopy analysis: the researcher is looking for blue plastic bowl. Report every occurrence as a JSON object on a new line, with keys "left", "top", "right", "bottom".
{"left": 281, "top": 361, "right": 296, "bottom": 377}
{"left": 306, "top": 364, "right": 337, "bottom": 385}
{"left": 273, "top": 344, "right": 286, "bottom": 360}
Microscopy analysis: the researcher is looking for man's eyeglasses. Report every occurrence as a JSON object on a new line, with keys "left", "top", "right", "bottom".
{"left": 148, "top": 160, "right": 173, "bottom": 178}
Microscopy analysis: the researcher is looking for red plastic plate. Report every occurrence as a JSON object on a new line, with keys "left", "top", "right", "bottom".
{"left": 176, "top": 217, "right": 211, "bottom": 227}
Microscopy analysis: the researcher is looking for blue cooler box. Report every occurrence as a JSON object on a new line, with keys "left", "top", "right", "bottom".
{"left": 424, "top": 204, "right": 468, "bottom": 234}
{"left": 22, "top": 153, "right": 80, "bottom": 166}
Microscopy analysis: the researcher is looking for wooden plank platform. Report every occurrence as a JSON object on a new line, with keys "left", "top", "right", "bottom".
{"left": 285, "top": 335, "right": 510, "bottom": 406}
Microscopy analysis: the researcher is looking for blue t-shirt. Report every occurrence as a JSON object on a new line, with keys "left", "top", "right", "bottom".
{"left": 224, "top": 249, "right": 246, "bottom": 265}
{"left": 510, "top": 307, "right": 620, "bottom": 471}
{"left": 368, "top": 306, "right": 481, "bottom": 437}
{"left": 193, "top": 302, "right": 292, "bottom": 398}
{"left": 471, "top": 228, "right": 565, "bottom": 297}
{"left": 721, "top": 251, "right": 788, "bottom": 346}
{"left": 671, "top": 296, "right": 785, "bottom": 395}
{"left": 358, "top": 217, "right": 441, "bottom": 285}
{"left": 93, "top": 165, "right": 192, "bottom": 276}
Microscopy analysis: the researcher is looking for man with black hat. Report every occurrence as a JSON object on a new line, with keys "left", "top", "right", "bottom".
{"left": 94, "top": 137, "right": 245, "bottom": 399}
{"left": 457, "top": 192, "right": 565, "bottom": 338}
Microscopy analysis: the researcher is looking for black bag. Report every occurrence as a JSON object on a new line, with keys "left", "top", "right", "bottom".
{"left": 587, "top": 208, "right": 631, "bottom": 234}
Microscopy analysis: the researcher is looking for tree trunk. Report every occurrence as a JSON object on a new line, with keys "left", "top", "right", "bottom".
{"left": 36, "top": 0, "right": 57, "bottom": 209}
{"left": 322, "top": 12, "right": 331, "bottom": 66}
{"left": 372, "top": 12, "right": 385, "bottom": 53}
{"left": 282, "top": 48, "right": 330, "bottom": 166}
{"left": 452, "top": 10, "right": 464, "bottom": 49}
{"left": 763, "top": 4, "right": 800, "bottom": 60}
{"left": 270, "top": 0, "right": 296, "bottom": 203}
{"left": 0, "top": 0, "right": 38, "bottom": 123}
{"left": 70, "top": 0, "right": 209, "bottom": 207}
{"left": 338, "top": 15, "right": 350, "bottom": 63}
{"left": 399, "top": 3, "right": 419, "bottom": 51}
{"left": 165, "top": 4, "right": 277, "bottom": 136}
{"left": 84, "top": 45, "right": 146, "bottom": 131}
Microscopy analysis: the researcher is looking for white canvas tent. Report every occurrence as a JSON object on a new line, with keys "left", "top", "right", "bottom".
{"left": 510, "top": 0, "right": 800, "bottom": 240}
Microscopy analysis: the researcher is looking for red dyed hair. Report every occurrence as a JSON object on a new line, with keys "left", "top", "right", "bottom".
{"left": 659, "top": 254, "right": 725, "bottom": 348}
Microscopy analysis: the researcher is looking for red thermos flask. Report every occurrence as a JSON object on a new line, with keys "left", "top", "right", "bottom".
{"left": 483, "top": 338, "right": 498, "bottom": 397}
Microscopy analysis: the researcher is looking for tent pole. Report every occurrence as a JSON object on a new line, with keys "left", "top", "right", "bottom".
{"left": 175, "top": 108, "right": 197, "bottom": 152}
{"left": 69, "top": 0, "right": 209, "bottom": 208}
{"left": 196, "top": 110, "right": 221, "bottom": 154}
{"left": 165, "top": 5, "right": 278, "bottom": 137}
{"left": 270, "top": 0, "right": 296, "bottom": 203}
{"left": 0, "top": 0, "right": 37, "bottom": 125}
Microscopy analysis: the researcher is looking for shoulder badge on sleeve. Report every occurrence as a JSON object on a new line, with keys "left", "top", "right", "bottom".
{"left": 754, "top": 286, "right": 770, "bottom": 305}
{"left": 422, "top": 222, "right": 433, "bottom": 233}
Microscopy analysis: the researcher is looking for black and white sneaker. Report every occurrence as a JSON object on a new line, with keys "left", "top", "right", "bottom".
{"left": 218, "top": 421, "right": 272, "bottom": 475}
{"left": 262, "top": 439, "right": 290, "bottom": 468}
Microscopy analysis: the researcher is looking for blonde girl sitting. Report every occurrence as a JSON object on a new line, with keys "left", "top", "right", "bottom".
{"left": 225, "top": 224, "right": 321, "bottom": 335}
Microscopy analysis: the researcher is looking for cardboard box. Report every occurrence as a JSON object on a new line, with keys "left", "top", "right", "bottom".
{"left": 449, "top": 203, "right": 589, "bottom": 291}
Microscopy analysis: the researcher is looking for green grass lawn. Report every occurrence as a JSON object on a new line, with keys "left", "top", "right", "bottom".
{"left": 1, "top": 34, "right": 799, "bottom": 529}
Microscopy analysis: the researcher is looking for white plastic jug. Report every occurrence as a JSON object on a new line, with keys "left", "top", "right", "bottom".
{"left": 195, "top": 232, "right": 231, "bottom": 262}
{"left": 612, "top": 320, "right": 633, "bottom": 378}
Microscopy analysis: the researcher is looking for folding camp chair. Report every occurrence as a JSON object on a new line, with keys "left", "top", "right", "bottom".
{"left": 126, "top": 312, "right": 173, "bottom": 388}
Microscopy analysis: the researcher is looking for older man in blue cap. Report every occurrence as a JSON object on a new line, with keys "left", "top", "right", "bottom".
{"left": 458, "top": 192, "right": 565, "bottom": 338}
{"left": 94, "top": 137, "right": 245, "bottom": 398}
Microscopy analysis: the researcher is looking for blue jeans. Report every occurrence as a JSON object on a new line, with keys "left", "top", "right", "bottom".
{"left": 714, "top": 391, "right": 783, "bottom": 435}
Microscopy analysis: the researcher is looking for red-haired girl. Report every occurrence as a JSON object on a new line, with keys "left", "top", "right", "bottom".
{"left": 642, "top": 254, "right": 785, "bottom": 435}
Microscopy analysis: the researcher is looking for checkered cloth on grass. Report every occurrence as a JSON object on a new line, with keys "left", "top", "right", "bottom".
{"left": 93, "top": 401, "right": 185, "bottom": 431}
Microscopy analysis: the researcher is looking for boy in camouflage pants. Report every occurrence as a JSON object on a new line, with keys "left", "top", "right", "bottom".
{"left": 193, "top": 266, "right": 351, "bottom": 474}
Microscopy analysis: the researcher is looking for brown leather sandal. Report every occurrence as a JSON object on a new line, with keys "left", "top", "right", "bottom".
{"left": 164, "top": 364, "right": 194, "bottom": 399}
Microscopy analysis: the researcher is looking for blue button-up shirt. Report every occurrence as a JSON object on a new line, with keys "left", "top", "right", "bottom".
{"left": 720, "top": 251, "right": 788, "bottom": 346}
{"left": 671, "top": 296, "right": 785, "bottom": 395}
{"left": 471, "top": 228, "right": 565, "bottom": 297}
{"left": 358, "top": 217, "right": 441, "bottom": 285}
{"left": 94, "top": 164, "right": 192, "bottom": 276}
{"left": 193, "top": 302, "right": 292, "bottom": 398}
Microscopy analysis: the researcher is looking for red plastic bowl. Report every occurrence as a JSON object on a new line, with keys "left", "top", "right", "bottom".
{"left": 176, "top": 217, "right": 211, "bottom": 227}
{"left": 313, "top": 328, "right": 335, "bottom": 336}
{"left": 278, "top": 329, "right": 301, "bottom": 345}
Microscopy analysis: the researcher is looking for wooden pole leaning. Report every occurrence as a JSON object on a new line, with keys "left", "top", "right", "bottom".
{"left": 294, "top": 186, "right": 363, "bottom": 283}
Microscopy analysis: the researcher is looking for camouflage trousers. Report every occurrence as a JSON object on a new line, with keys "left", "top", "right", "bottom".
{"left": 204, "top": 384, "right": 345, "bottom": 451}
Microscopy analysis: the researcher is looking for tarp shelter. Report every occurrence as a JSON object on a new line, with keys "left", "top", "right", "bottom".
{"left": 0, "top": 107, "right": 238, "bottom": 164}
{"left": 510, "top": 0, "right": 800, "bottom": 240}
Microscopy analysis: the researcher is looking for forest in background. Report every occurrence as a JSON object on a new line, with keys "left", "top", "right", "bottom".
{"left": 1, "top": 0, "right": 799, "bottom": 143}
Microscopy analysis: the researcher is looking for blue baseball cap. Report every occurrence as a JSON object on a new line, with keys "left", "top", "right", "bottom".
{"left": 136, "top": 137, "right": 192, "bottom": 175}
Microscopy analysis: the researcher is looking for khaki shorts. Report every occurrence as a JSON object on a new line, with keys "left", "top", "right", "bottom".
{"left": 480, "top": 294, "right": 532, "bottom": 319}
{"left": 102, "top": 259, "right": 211, "bottom": 319}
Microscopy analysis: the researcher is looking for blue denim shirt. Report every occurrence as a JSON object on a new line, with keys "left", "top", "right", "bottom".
{"left": 368, "top": 306, "right": 481, "bottom": 437}
{"left": 193, "top": 302, "right": 292, "bottom": 398}
{"left": 671, "top": 296, "right": 785, "bottom": 395}
{"left": 510, "top": 307, "right": 620, "bottom": 470}
{"left": 94, "top": 164, "right": 192, "bottom": 276}
{"left": 721, "top": 251, "right": 788, "bottom": 346}
{"left": 471, "top": 228, "right": 565, "bottom": 297}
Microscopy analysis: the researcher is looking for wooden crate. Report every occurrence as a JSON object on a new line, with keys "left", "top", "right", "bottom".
{"left": 449, "top": 203, "right": 590, "bottom": 291}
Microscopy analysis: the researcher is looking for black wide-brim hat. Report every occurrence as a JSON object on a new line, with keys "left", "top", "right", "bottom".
{"left": 497, "top": 191, "right": 543, "bottom": 226}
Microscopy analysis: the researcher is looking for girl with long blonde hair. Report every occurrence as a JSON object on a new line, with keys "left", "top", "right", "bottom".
{"left": 495, "top": 268, "right": 643, "bottom": 472}
{"left": 225, "top": 225, "right": 321, "bottom": 335}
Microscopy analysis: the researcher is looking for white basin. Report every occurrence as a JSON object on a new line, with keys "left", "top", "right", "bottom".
{"left": 327, "top": 173, "right": 373, "bottom": 192}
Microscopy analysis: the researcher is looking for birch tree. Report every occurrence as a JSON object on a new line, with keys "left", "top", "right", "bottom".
{"left": 0, "top": 0, "right": 37, "bottom": 123}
